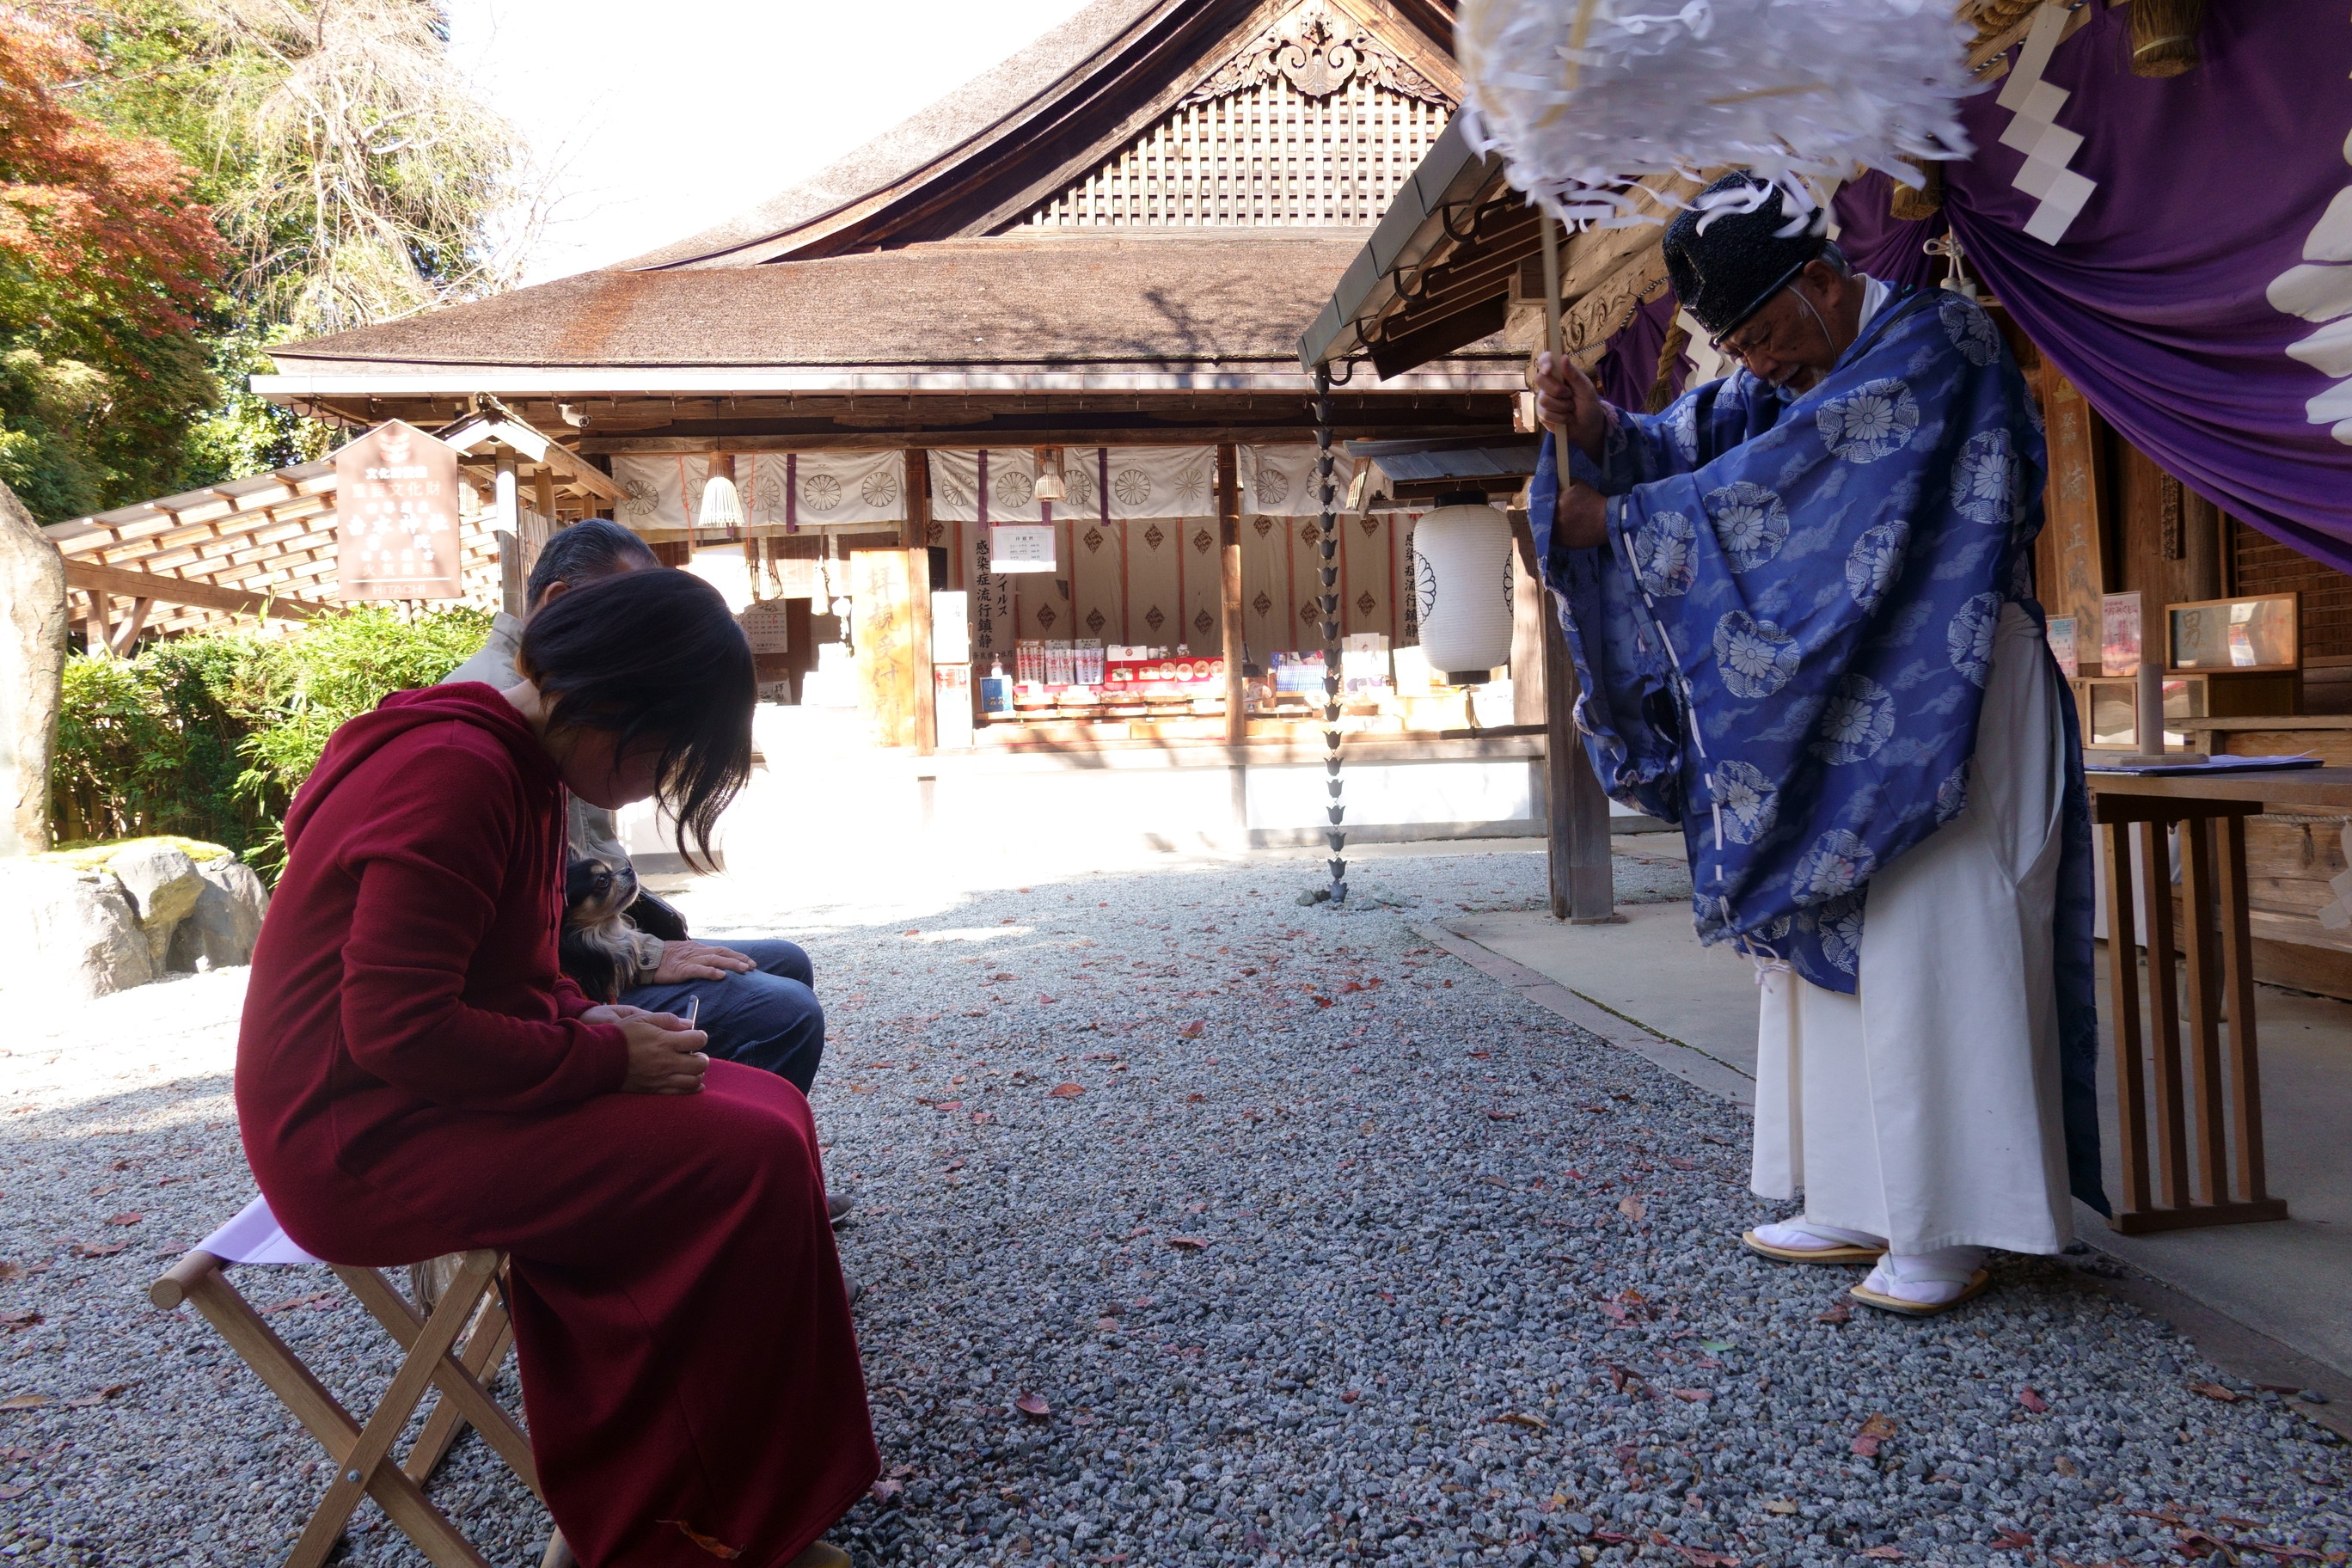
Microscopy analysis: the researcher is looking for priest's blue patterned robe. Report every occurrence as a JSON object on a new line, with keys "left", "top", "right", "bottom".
{"left": 1528, "top": 285, "right": 2106, "bottom": 1211}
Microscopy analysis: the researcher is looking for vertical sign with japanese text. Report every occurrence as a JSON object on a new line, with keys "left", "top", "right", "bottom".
{"left": 334, "top": 420, "right": 465, "bottom": 600}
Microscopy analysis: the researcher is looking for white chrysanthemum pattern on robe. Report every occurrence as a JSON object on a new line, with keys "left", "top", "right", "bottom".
{"left": 1713, "top": 610, "right": 1802, "bottom": 699}
{"left": 1947, "top": 591, "right": 2003, "bottom": 687}
{"left": 1952, "top": 429, "right": 2018, "bottom": 527}
{"left": 1941, "top": 295, "right": 2001, "bottom": 367}
{"left": 1632, "top": 510, "right": 1698, "bottom": 597}
{"left": 1817, "top": 891, "right": 1866, "bottom": 975}
{"left": 1706, "top": 481, "right": 1791, "bottom": 571}
{"left": 1668, "top": 398, "right": 1700, "bottom": 465}
{"left": 1936, "top": 762, "right": 1970, "bottom": 824}
{"left": 1816, "top": 377, "right": 1920, "bottom": 463}
{"left": 1711, "top": 760, "right": 1779, "bottom": 846}
{"left": 1794, "top": 829, "right": 1876, "bottom": 903}
{"left": 1813, "top": 674, "right": 1896, "bottom": 765}
{"left": 1844, "top": 520, "right": 1910, "bottom": 611}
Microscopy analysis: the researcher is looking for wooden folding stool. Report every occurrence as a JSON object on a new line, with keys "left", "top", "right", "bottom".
{"left": 150, "top": 1195, "right": 568, "bottom": 1568}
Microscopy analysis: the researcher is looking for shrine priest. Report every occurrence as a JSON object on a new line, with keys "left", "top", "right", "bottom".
{"left": 1528, "top": 172, "right": 2106, "bottom": 1315}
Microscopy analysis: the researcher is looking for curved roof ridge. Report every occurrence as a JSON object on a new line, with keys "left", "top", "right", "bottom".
{"left": 618, "top": 0, "right": 1170, "bottom": 272}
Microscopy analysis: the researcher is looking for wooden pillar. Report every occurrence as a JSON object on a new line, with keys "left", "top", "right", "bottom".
{"left": 493, "top": 450, "right": 521, "bottom": 617}
{"left": 1546, "top": 609, "right": 1617, "bottom": 922}
{"left": 1217, "top": 444, "right": 1246, "bottom": 749}
{"left": 904, "top": 449, "right": 937, "bottom": 756}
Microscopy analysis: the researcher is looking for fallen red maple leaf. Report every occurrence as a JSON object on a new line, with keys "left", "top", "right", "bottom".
{"left": 1852, "top": 1413, "right": 1896, "bottom": 1457}
{"left": 2018, "top": 1387, "right": 2049, "bottom": 1412}
{"left": 1014, "top": 1393, "right": 1051, "bottom": 1418}
{"left": 1993, "top": 1529, "right": 2035, "bottom": 1551}
{"left": 1167, "top": 1236, "right": 1210, "bottom": 1251}
{"left": 1048, "top": 1083, "right": 1085, "bottom": 1098}
{"left": 657, "top": 1519, "right": 743, "bottom": 1559}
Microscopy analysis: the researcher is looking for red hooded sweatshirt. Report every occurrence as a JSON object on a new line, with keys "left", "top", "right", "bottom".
{"left": 237, "top": 683, "right": 628, "bottom": 1215}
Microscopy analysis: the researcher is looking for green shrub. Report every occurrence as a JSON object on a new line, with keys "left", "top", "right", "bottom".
{"left": 50, "top": 603, "right": 492, "bottom": 873}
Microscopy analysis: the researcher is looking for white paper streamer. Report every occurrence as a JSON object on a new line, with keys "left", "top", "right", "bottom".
{"left": 1457, "top": 0, "right": 1976, "bottom": 229}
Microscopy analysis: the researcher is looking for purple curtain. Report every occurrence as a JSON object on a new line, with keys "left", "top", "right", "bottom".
{"left": 1832, "top": 171, "right": 1946, "bottom": 293}
{"left": 1941, "top": 2, "right": 2352, "bottom": 570}
{"left": 1593, "top": 291, "right": 1689, "bottom": 410}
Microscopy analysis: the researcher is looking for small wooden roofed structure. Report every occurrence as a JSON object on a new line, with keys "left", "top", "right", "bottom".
{"left": 40, "top": 404, "right": 621, "bottom": 646}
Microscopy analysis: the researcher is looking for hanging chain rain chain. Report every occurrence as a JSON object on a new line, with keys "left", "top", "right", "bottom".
{"left": 1316, "top": 366, "right": 1349, "bottom": 906}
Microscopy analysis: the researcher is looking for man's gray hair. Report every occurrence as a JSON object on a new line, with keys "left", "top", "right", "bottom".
{"left": 526, "top": 518, "right": 659, "bottom": 610}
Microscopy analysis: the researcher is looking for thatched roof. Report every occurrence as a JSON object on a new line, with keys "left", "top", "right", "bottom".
{"left": 262, "top": 232, "right": 1515, "bottom": 394}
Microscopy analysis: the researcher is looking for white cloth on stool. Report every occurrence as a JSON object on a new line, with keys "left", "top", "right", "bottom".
{"left": 1750, "top": 603, "right": 2074, "bottom": 1257}
{"left": 195, "top": 1193, "right": 322, "bottom": 1265}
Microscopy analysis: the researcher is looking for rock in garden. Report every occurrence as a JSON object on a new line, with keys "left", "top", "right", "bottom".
{"left": 0, "top": 478, "right": 67, "bottom": 857}
{"left": 0, "top": 858, "right": 153, "bottom": 999}
{"left": 106, "top": 843, "right": 205, "bottom": 971}
{"left": 167, "top": 855, "right": 270, "bottom": 971}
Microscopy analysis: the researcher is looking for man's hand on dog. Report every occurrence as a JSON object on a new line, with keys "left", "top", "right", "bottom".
{"left": 649, "top": 939, "right": 756, "bottom": 984}
{"left": 604, "top": 1008, "right": 709, "bottom": 1094}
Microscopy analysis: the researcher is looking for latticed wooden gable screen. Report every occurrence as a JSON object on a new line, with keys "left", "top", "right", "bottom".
{"left": 1023, "top": 0, "right": 1456, "bottom": 230}
{"left": 1026, "top": 75, "right": 1450, "bottom": 230}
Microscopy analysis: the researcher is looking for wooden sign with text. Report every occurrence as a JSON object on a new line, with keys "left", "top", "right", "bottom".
{"left": 334, "top": 420, "right": 464, "bottom": 600}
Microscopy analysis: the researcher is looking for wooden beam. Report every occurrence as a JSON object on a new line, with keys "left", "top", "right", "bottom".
{"left": 109, "top": 597, "right": 154, "bottom": 656}
{"left": 580, "top": 420, "right": 1518, "bottom": 456}
{"left": 64, "top": 559, "right": 322, "bottom": 622}
{"left": 904, "top": 448, "right": 937, "bottom": 755}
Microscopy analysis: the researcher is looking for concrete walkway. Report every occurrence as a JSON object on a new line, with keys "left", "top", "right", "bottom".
{"left": 1434, "top": 837, "right": 2352, "bottom": 1408}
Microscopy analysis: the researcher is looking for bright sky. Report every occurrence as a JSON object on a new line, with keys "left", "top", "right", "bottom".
{"left": 444, "top": 0, "right": 1101, "bottom": 285}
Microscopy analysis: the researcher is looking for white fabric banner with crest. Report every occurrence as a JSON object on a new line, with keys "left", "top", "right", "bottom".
{"left": 1240, "top": 445, "right": 1364, "bottom": 518}
{"left": 930, "top": 447, "right": 1219, "bottom": 524}
{"left": 611, "top": 452, "right": 908, "bottom": 535}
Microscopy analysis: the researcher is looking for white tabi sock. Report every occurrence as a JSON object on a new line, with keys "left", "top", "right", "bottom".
{"left": 1753, "top": 1220, "right": 1887, "bottom": 1253}
{"left": 1860, "top": 1245, "right": 1988, "bottom": 1305}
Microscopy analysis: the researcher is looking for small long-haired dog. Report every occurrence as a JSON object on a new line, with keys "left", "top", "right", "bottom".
{"left": 559, "top": 855, "right": 665, "bottom": 1002}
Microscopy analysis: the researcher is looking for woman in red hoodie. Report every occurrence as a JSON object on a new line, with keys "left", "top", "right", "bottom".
{"left": 236, "top": 569, "right": 876, "bottom": 1568}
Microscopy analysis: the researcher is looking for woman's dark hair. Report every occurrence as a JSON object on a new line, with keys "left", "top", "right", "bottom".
{"left": 518, "top": 569, "right": 753, "bottom": 871}
{"left": 525, "top": 518, "right": 658, "bottom": 610}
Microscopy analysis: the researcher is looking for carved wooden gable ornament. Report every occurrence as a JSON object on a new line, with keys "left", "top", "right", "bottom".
{"left": 1182, "top": 0, "right": 1450, "bottom": 107}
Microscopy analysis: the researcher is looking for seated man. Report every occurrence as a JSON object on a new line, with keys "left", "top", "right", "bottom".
{"left": 444, "top": 523, "right": 836, "bottom": 1175}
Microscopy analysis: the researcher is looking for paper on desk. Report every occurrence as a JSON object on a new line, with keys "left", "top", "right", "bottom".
{"left": 2083, "top": 752, "right": 2324, "bottom": 776}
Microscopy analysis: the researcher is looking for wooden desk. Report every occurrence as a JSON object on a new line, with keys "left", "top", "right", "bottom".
{"left": 2080, "top": 769, "right": 2352, "bottom": 1232}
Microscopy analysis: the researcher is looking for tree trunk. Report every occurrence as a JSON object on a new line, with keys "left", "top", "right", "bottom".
{"left": 0, "top": 481, "right": 67, "bottom": 855}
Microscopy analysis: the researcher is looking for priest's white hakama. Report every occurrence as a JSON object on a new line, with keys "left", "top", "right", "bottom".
{"left": 1749, "top": 603, "right": 2075, "bottom": 1257}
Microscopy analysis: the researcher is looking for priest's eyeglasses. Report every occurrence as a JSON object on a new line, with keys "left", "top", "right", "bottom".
{"left": 1710, "top": 280, "right": 1836, "bottom": 366}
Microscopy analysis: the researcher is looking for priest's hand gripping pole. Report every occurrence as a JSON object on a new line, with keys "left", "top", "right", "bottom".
{"left": 1316, "top": 365, "right": 1348, "bottom": 907}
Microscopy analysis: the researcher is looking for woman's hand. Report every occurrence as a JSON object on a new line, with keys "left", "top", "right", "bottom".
{"left": 650, "top": 940, "right": 756, "bottom": 985}
{"left": 580, "top": 1003, "right": 647, "bottom": 1026}
{"left": 1533, "top": 351, "right": 1608, "bottom": 462}
{"left": 616, "top": 1012, "right": 709, "bottom": 1095}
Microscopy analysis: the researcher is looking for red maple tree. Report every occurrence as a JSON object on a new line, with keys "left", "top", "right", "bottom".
{"left": 0, "top": 3, "right": 224, "bottom": 345}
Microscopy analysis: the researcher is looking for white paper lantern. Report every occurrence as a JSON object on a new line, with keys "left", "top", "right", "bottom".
{"left": 1458, "top": 0, "right": 1975, "bottom": 230}
{"left": 698, "top": 474, "right": 744, "bottom": 531}
{"left": 1412, "top": 503, "right": 1515, "bottom": 685}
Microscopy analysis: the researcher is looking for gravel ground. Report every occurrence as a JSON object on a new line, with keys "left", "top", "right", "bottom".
{"left": 3, "top": 846, "right": 2347, "bottom": 1568}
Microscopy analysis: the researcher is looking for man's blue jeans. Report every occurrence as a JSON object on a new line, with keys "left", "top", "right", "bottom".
{"left": 620, "top": 939, "right": 824, "bottom": 1094}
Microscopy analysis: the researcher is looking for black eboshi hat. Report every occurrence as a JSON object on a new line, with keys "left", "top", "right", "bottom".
{"left": 1663, "top": 173, "right": 1829, "bottom": 340}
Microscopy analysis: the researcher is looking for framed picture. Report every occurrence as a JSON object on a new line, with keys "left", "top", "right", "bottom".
{"left": 2167, "top": 593, "right": 2300, "bottom": 673}
{"left": 2100, "top": 591, "right": 2142, "bottom": 676}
